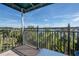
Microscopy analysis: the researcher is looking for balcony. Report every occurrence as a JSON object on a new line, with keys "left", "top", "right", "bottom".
{"left": 23, "top": 24, "right": 79, "bottom": 56}
{"left": 0, "top": 3, "right": 79, "bottom": 56}
{"left": 0, "top": 24, "right": 79, "bottom": 56}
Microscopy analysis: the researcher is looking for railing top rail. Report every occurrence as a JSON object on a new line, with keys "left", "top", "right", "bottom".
{"left": 24, "top": 30, "right": 79, "bottom": 32}
{"left": 0, "top": 29, "right": 21, "bottom": 30}
{"left": 24, "top": 27, "right": 79, "bottom": 32}
{"left": 25, "top": 27, "right": 79, "bottom": 29}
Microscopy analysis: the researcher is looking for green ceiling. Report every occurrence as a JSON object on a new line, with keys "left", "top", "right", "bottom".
{"left": 3, "top": 3, "right": 52, "bottom": 13}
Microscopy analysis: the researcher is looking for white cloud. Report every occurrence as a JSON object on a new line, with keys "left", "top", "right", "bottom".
{"left": 25, "top": 23, "right": 53, "bottom": 27}
{"left": 72, "top": 17, "right": 79, "bottom": 22}
{"left": 53, "top": 15, "right": 71, "bottom": 18}
{"left": 43, "top": 24, "right": 50, "bottom": 27}
{"left": 53, "top": 12, "right": 79, "bottom": 19}
{"left": 44, "top": 19, "right": 48, "bottom": 22}
{"left": 24, "top": 12, "right": 79, "bottom": 27}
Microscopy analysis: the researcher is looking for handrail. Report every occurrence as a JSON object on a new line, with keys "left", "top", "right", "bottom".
{"left": 23, "top": 25, "right": 79, "bottom": 55}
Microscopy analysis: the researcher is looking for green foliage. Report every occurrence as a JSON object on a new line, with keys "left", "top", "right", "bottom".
{"left": 0, "top": 29, "right": 21, "bottom": 52}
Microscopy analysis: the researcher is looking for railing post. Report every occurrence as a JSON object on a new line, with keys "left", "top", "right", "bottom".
{"left": 37, "top": 26, "right": 39, "bottom": 49}
{"left": 73, "top": 32, "right": 75, "bottom": 55}
{"left": 77, "top": 29, "right": 79, "bottom": 50}
{"left": 68, "top": 24, "right": 70, "bottom": 55}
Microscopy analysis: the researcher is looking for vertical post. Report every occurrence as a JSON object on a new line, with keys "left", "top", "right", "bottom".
{"left": 44, "top": 28, "right": 47, "bottom": 48}
{"left": 56, "top": 31, "right": 58, "bottom": 51}
{"left": 63, "top": 32, "right": 66, "bottom": 54}
{"left": 37, "top": 26, "right": 39, "bottom": 49}
{"left": 77, "top": 29, "right": 79, "bottom": 50}
{"left": 73, "top": 32, "right": 75, "bottom": 55}
{"left": 60, "top": 31, "right": 62, "bottom": 52}
{"left": 68, "top": 24, "right": 70, "bottom": 55}
{"left": 52, "top": 31, "right": 54, "bottom": 50}
{"left": 21, "top": 8, "right": 24, "bottom": 45}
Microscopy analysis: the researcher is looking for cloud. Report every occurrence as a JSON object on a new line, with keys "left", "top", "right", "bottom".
{"left": 0, "top": 17, "right": 21, "bottom": 27}
{"left": 53, "top": 15, "right": 71, "bottom": 18}
{"left": 25, "top": 12, "right": 79, "bottom": 27}
{"left": 51, "top": 12, "right": 79, "bottom": 24}
{"left": 72, "top": 17, "right": 79, "bottom": 22}
{"left": 44, "top": 19, "right": 48, "bottom": 22}
{"left": 53, "top": 12, "right": 79, "bottom": 19}
{"left": 25, "top": 23, "right": 52, "bottom": 27}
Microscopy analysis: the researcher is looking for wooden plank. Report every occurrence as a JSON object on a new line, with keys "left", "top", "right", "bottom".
{"left": 12, "top": 45, "right": 39, "bottom": 56}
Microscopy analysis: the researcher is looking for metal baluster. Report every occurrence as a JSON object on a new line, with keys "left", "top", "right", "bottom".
{"left": 63, "top": 32, "right": 66, "bottom": 54}
{"left": 43, "top": 30, "right": 45, "bottom": 48}
{"left": 42, "top": 30, "right": 45, "bottom": 48}
{"left": 12, "top": 30, "right": 14, "bottom": 48}
{"left": 2, "top": 30, "right": 5, "bottom": 51}
{"left": 47, "top": 31, "right": 49, "bottom": 49}
{"left": 43, "top": 31, "right": 45, "bottom": 48}
{"left": 52, "top": 31, "right": 54, "bottom": 50}
{"left": 40, "top": 31, "right": 42, "bottom": 48}
{"left": 53, "top": 31, "right": 55, "bottom": 50}
{"left": 47, "top": 31, "right": 50, "bottom": 49}
{"left": 56, "top": 31, "right": 59, "bottom": 51}
{"left": 68, "top": 24, "right": 70, "bottom": 55}
{"left": 60, "top": 31, "right": 62, "bottom": 52}
{"left": 45, "top": 29, "right": 47, "bottom": 48}
{"left": 39, "top": 28, "right": 40, "bottom": 48}
{"left": 54, "top": 31, "right": 56, "bottom": 50}
{"left": 37, "top": 26, "right": 39, "bottom": 49}
{"left": 55, "top": 31, "right": 57, "bottom": 51}
{"left": 14, "top": 30, "right": 16, "bottom": 47}
{"left": 7, "top": 30, "right": 9, "bottom": 50}
{"left": 46, "top": 30, "right": 47, "bottom": 49}
{"left": 73, "top": 32, "right": 75, "bottom": 55}
{"left": 77, "top": 30, "right": 79, "bottom": 50}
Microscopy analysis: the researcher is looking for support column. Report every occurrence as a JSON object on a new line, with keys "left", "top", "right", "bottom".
{"left": 21, "top": 8, "right": 24, "bottom": 45}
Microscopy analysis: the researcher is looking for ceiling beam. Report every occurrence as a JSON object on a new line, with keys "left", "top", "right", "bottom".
{"left": 2, "top": 3, "right": 52, "bottom": 13}
{"left": 24, "top": 3, "right": 52, "bottom": 13}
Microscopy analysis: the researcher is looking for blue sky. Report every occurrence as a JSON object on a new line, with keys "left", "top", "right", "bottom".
{"left": 0, "top": 3, "right": 79, "bottom": 28}
{"left": 0, "top": 4, "right": 21, "bottom": 28}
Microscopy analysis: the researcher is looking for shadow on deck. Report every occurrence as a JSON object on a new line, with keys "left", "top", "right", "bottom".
{"left": 12, "top": 45, "right": 39, "bottom": 56}
{"left": 0, "top": 45, "right": 39, "bottom": 56}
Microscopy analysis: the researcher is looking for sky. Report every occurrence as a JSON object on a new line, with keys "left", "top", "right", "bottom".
{"left": 0, "top": 3, "right": 79, "bottom": 28}
{"left": 0, "top": 4, "right": 21, "bottom": 28}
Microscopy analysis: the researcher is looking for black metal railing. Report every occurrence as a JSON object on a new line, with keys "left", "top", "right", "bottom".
{"left": 24, "top": 24, "right": 79, "bottom": 56}
{"left": 0, "top": 24, "right": 79, "bottom": 55}
{"left": 0, "top": 29, "right": 22, "bottom": 53}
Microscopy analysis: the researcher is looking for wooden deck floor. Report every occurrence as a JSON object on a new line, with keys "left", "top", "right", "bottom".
{"left": 0, "top": 45, "right": 39, "bottom": 56}
{"left": 0, "top": 50, "right": 19, "bottom": 56}
{"left": 12, "top": 44, "right": 39, "bottom": 56}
